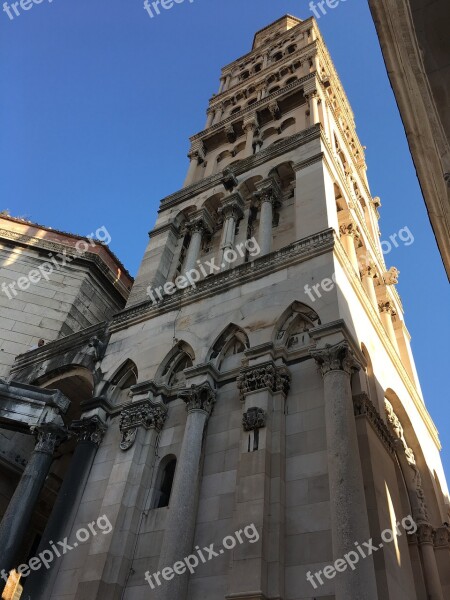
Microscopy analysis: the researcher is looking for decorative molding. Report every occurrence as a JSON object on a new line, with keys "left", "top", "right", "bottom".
{"left": 119, "top": 398, "right": 168, "bottom": 451}
{"left": 353, "top": 393, "right": 396, "bottom": 456}
{"left": 310, "top": 340, "right": 360, "bottom": 376}
{"left": 33, "top": 426, "right": 67, "bottom": 456}
{"left": 383, "top": 266, "right": 400, "bottom": 285}
{"left": 110, "top": 228, "right": 335, "bottom": 332}
{"left": 434, "top": 525, "right": 450, "bottom": 548}
{"left": 243, "top": 407, "right": 267, "bottom": 432}
{"left": 417, "top": 522, "right": 434, "bottom": 545}
{"left": 237, "top": 362, "right": 290, "bottom": 401}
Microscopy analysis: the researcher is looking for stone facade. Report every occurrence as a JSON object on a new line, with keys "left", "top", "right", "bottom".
{"left": 0, "top": 14, "right": 449, "bottom": 600}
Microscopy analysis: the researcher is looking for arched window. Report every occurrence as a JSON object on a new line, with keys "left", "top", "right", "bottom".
{"left": 153, "top": 457, "right": 177, "bottom": 508}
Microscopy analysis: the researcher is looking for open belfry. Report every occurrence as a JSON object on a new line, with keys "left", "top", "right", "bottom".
{"left": 0, "top": 14, "right": 449, "bottom": 600}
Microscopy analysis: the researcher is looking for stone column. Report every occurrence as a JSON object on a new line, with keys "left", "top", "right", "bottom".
{"left": 305, "top": 91, "right": 320, "bottom": 124}
{"left": 253, "top": 177, "right": 281, "bottom": 256}
{"left": 184, "top": 208, "right": 214, "bottom": 273}
{"left": 25, "top": 414, "right": 107, "bottom": 599}
{"left": 226, "top": 361, "right": 290, "bottom": 600}
{"left": 212, "top": 103, "right": 224, "bottom": 125}
{"left": 205, "top": 109, "right": 214, "bottom": 129}
{"left": 0, "top": 421, "right": 66, "bottom": 575}
{"left": 385, "top": 400, "right": 445, "bottom": 600}
{"left": 184, "top": 141, "right": 205, "bottom": 187}
{"left": 418, "top": 524, "right": 445, "bottom": 600}
{"left": 310, "top": 341, "right": 378, "bottom": 600}
{"left": 360, "top": 262, "right": 378, "bottom": 308}
{"left": 218, "top": 193, "right": 244, "bottom": 267}
{"left": 155, "top": 383, "right": 215, "bottom": 600}
{"left": 339, "top": 222, "right": 360, "bottom": 272}
{"left": 378, "top": 301, "right": 400, "bottom": 352}
{"left": 243, "top": 116, "right": 258, "bottom": 156}
{"left": 218, "top": 77, "right": 225, "bottom": 94}
{"left": 223, "top": 75, "right": 231, "bottom": 91}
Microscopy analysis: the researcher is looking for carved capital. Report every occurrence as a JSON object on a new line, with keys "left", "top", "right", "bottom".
{"left": 186, "top": 208, "right": 214, "bottom": 236}
{"left": 70, "top": 415, "right": 107, "bottom": 447}
{"left": 417, "top": 523, "right": 435, "bottom": 545}
{"left": 34, "top": 426, "right": 66, "bottom": 456}
{"left": 188, "top": 141, "right": 206, "bottom": 163}
{"left": 180, "top": 382, "right": 216, "bottom": 416}
{"left": 359, "top": 259, "right": 378, "bottom": 279}
{"left": 378, "top": 301, "right": 397, "bottom": 316}
{"left": 434, "top": 525, "right": 450, "bottom": 548}
{"left": 237, "top": 362, "right": 291, "bottom": 401}
{"left": 339, "top": 221, "right": 360, "bottom": 240}
{"left": 253, "top": 176, "right": 282, "bottom": 207}
{"left": 243, "top": 407, "right": 266, "bottom": 431}
{"left": 119, "top": 398, "right": 168, "bottom": 451}
{"left": 243, "top": 115, "right": 258, "bottom": 133}
{"left": 310, "top": 341, "right": 360, "bottom": 376}
{"left": 218, "top": 192, "right": 244, "bottom": 221}
{"left": 383, "top": 266, "right": 400, "bottom": 285}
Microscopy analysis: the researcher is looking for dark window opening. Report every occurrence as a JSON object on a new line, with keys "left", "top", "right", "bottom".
{"left": 155, "top": 459, "right": 177, "bottom": 508}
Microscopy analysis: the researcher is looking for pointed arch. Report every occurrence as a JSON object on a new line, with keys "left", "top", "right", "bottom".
{"left": 156, "top": 341, "right": 195, "bottom": 388}
{"left": 108, "top": 359, "right": 138, "bottom": 403}
{"left": 273, "top": 301, "right": 321, "bottom": 349}
{"left": 207, "top": 324, "right": 249, "bottom": 371}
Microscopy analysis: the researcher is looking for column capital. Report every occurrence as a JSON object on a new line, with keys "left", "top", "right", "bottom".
{"left": 417, "top": 522, "right": 435, "bottom": 546}
{"left": 119, "top": 398, "right": 168, "bottom": 451}
{"left": 310, "top": 340, "right": 360, "bottom": 376}
{"left": 237, "top": 362, "right": 291, "bottom": 401}
{"left": 243, "top": 114, "right": 258, "bottom": 132}
{"left": 242, "top": 406, "right": 266, "bottom": 431}
{"left": 186, "top": 207, "right": 215, "bottom": 235}
{"left": 32, "top": 425, "right": 67, "bottom": 456}
{"left": 187, "top": 140, "right": 206, "bottom": 162}
{"left": 218, "top": 192, "right": 244, "bottom": 221}
{"left": 180, "top": 382, "right": 216, "bottom": 416}
{"left": 253, "top": 176, "right": 282, "bottom": 207}
{"left": 382, "top": 266, "right": 400, "bottom": 285}
{"left": 434, "top": 525, "right": 450, "bottom": 548}
{"left": 70, "top": 415, "right": 107, "bottom": 447}
{"left": 378, "top": 300, "right": 397, "bottom": 316}
{"left": 359, "top": 260, "right": 378, "bottom": 279}
{"left": 339, "top": 221, "right": 360, "bottom": 240}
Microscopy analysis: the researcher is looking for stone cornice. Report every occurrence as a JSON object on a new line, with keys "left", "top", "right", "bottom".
{"left": 211, "top": 39, "right": 317, "bottom": 107}
{"left": 109, "top": 228, "right": 335, "bottom": 333}
{"left": 148, "top": 222, "right": 180, "bottom": 239}
{"left": 160, "top": 124, "right": 321, "bottom": 212}
{"left": 333, "top": 236, "right": 440, "bottom": 448}
{"left": 0, "top": 228, "right": 131, "bottom": 298}
{"left": 10, "top": 322, "right": 109, "bottom": 375}
{"left": 353, "top": 392, "right": 396, "bottom": 456}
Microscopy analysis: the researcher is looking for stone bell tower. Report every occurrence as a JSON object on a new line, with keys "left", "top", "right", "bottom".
{"left": 7, "top": 14, "right": 448, "bottom": 600}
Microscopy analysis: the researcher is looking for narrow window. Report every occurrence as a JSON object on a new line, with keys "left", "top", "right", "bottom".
{"left": 154, "top": 458, "right": 177, "bottom": 508}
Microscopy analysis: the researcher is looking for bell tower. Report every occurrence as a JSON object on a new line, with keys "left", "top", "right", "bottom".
{"left": 36, "top": 14, "right": 449, "bottom": 600}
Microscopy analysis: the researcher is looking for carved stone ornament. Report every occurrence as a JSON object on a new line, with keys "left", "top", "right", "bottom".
{"left": 243, "top": 407, "right": 266, "bottom": 432}
{"left": 179, "top": 382, "right": 216, "bottom": 416}
{"left": 383, "top": 266, "right": 400, "bottom": 285}
{"left": 268, "top": 101, "right": 281, "bottom": 120}
{"left": 385, "top": 399, "right": 430, "bottom": 522}
{"left": 359, "top": 260, "right": 378, "bottom": 279}
{"left": 188, "top": 141, "right": 205, "bottom": 163}
{"left": 70, "top": 415, "right": 107, "bottom": 447}
{"left": 221, "top": 167, "right": 239, "bottom": 192}
{"left": 119, "top": 398, "right": 168, "bottom": 451}
{"left": 237, "top": 362, "right": 291, "bottom": 401}
{"left": 310, "top": 341, "right": 360, "bottom": 376}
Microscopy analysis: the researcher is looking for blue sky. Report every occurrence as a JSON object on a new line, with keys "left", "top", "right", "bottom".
{"left": 1, "top": 0, "right": 449, "bottom": 477}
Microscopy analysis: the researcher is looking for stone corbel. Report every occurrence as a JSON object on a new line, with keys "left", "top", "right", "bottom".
{"left": 225, "top": 125, "right": 237, "bottom": 144}
{"left": 268, "top": 101, "right": 281, "bottom": 120}
{"left": 383, "top": 266, "right": 400, "bottom": 285}
{"left": 221, "top": 167, "right": 239, "bottom": 192}
{"left": 119, "top": 397, "right": 168, "bottom": 451}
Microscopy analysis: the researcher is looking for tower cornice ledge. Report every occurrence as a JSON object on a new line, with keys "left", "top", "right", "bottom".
{"left": 110, "top": 228, "right": 335, "bottom": 331}
{"left": 159, "top": 124, "right": 321, "bottom": 212}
